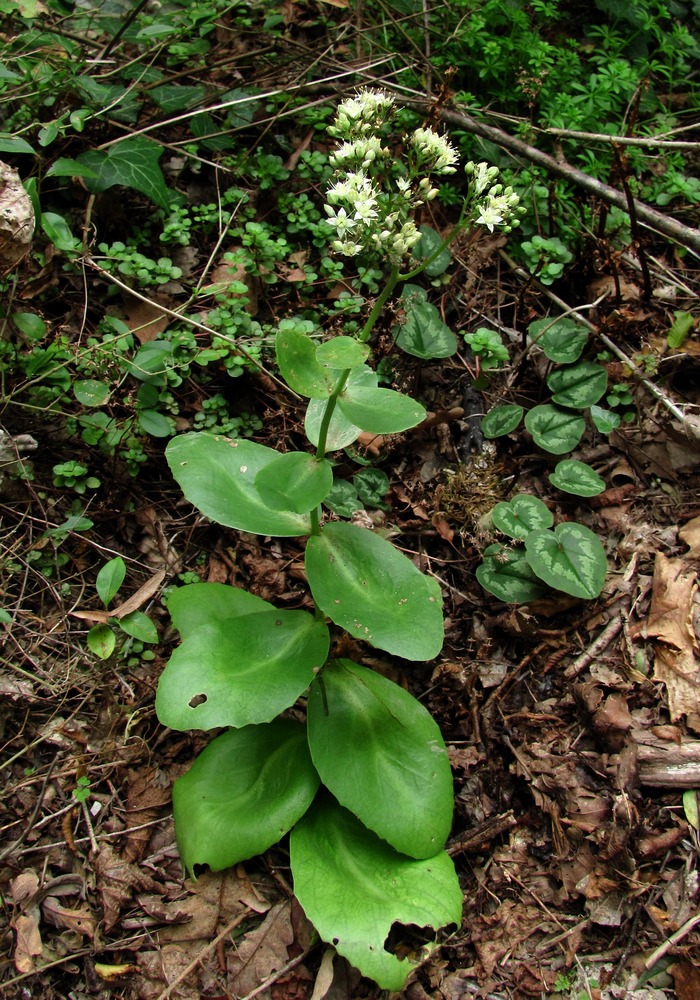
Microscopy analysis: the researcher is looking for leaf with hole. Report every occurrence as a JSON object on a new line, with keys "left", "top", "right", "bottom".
{"left": 305, "top": 522, "right": 443, "bottom": 661}
{"left": 481, "top": 403, "right": 524, "bottom": 438}
{"left": 155, "top": 609, "right": 329, "bottom": 731}
{"left": 491, "top": 495, "right": 553, "bottom": 540}
{"left": 307, "top": 659, "right": 452, "bottom": 858}
{"left": 549, "top": 459, "right": 605, "bottom": 497}
{"left": 166, "top": 433, "right": 311, "bottom": 536}
{"left": 476, "top": 544, "right": 548, "bottom": 603}
{"left": 173, "top": 720, "right": 319, "bottom": 873}
{"left": 338, "top": 386, "right": 425, "bottom": 434}
{"left": 290, "top": 796, "right": 462, "bottom": 991}
{"left": 524, "top": 404, "right": 586, "bottom": 454}
{"left": 547, "top": 361, "right": 607, "bottom": 409}
{"left": 525, "top": 523, "right": 607, "bottom": 599}
{"left": 528, "top": 317, "right": 589, "bottom": 363}
{"left": 254, "top": 452, "right": 333, "bottom": 514}
{"left": 394, "top": 285, "right": 457, "bottom": 359}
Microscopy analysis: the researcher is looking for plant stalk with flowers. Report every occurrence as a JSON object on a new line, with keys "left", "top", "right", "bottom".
{"left": 156, "top": 89, "right": 522, "bottom": 989}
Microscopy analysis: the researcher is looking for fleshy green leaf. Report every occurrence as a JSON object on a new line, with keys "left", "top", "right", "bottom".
{"left": 74, "top": 379, "right": 111, "bottom": 406}
{"left": 167, "top": 582, "right": 271, "bottom": 639}
{"left": 290, "top": 796, "right": 462, "bottom": 992}
{"left": 394, "top": 285, "right": 457, "bottom": 359}
{"left": 174, "top": 720, "right": 319, "bottom": 873}
{"left": 305, "top": 367, "right": 377, "bottom": 451}
{"left": 547, "top": 361, "right": 608, "bottom": 409}
{"left": 166, "top": 433, "right": 311, "bottom": 536}
{"left": 156, "top": 610, "right": 329, "bottom": 730}
{"left": 481, "top": 403, "right": 524, "bottom": 438}
{"left": 338, "top": 386, "right": 425, "bottom": 434}
{"left": 254, "top": 452, "right": 333, "bottom": 514}
{"left": 308, "top": 659, "right": 452, "bottom": 858}
{"left": 589, "top": 404, "right": 621, "bottom": 434}
{"left": 491, "top": 495, "right": 553, "bottom": 540}
{"left": 316, "top": 337, "right": 369, "bottom": 370}
{"left": 41, "top": 211, "right": 81, "bottom": 254}
{"left": 528, "top": 316, "right": 589, "bottom": 363}
{"left": 76, "top": 137, "right": 173, "bottom": 210}
{"left": 96, "top": 556, "right": 126, "bottom": 608}
{"left": 87, "top": 623, "right": 116, "bottom": 659}
{"left": 525, "top": 404, "right": 586, "bottom": 454}
{"left": 138, "top": 409, "right": 172, "bottom": 437}
{"left": 118, "top": 610, "right": 158, "bottom": 643}
{"left": 276, "top": 326, "right": 332, "bottom": 398}
{"left": 525, "top": 523, "right": 607, "bottom": 599}
{"left": 549, "top": 459, "right": 605, "bottom": 497}
{"left": 476, "top": 543, "right": 548, "bottom": 603}
{"left": 305, "top": 522, "right": 443, "bottom": 661}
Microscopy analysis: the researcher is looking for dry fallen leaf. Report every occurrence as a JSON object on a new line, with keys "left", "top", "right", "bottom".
{"left": 94, "top": 843, "right": 160, "bottom": 931}
{"left": 647, "top": 552, "right": 700, "bottom": 720}
{"left": 41, "top": 895, "right": 96, "bottom": 938}
{"left": 228, "top": 899, "right": 303, "bottom": 998}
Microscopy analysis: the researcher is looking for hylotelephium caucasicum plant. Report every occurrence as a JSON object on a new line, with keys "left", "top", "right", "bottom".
{"left": 156, "top": 89, "right": 522, "bottom": 990}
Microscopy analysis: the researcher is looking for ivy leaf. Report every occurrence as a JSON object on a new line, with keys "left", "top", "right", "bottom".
{"left": 305, "top": 522, "right": 443, "bottom": 661}
{"left": 308, "top": 659, "right": 453, "bottom": 858}
{"left": 525, "top": 523, "right": 607, "bottom": 599}
{"left": 476, "top": 544, "right": 547, "bottom": 603}
{"left": 525, "top": 404, "right": 586, "bottom": 454}
{"left": 290, "top": 796, "right": 462, "bottom": 992}
{"left": 549, "top": 459, "right": 605, "bottom": 497}
{"left": 155, "top": 610, "right": 330, "bottom": 731}
{"left": 481, "top": 403, "right": 524, "bottom": 438}
{"left": 491, "top": 495, "right": 553, "bottom": 540}
{"left": 547, "top": 361, "right": 608, "bottom": 409}
{"left": 166, "top": 432, "right": 311, "bottom": 536}
{"left": 76, "top": 137, "right": 173, "bottom": 210}
{"left": 174, "top": 720, "right": 320, "bottom": 873}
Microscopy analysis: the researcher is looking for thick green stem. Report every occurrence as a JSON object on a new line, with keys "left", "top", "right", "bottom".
{"left": 357, "top": 265, "right": 400, "bottom": 343}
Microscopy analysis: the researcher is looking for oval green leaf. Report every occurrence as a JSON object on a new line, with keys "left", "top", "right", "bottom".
{"left": 96, "top": 556, "right": 126, "bottom": 608}
{"left": 476, "top": 543, "right": 548, "bottom": 603}
{"left": 305, "top": 522, "right": 443, "bottom": 661}
{"left": 528, "top": 317, "right": 589, "bottom": 363}
{"left": 87, "top": 623, "right": 116, "bottom": 659}
{"left": 155, "top": 610, "right": 330, "bottom": 730}
{"left": 174, "top": 720, "right": 320, "bottom": 873}
{"left": 590, "top": 404, "right": 621, "bottom": 435}
{"left": 338, "top": 386, "right": 425, "bottom": 434}
{"left": 481, "top": 403, "right": 524, "bottom": 438}
{"left": 394, "top": 287, "right": 457, "bottom": 360}
{"left": 414, "top": 225, "right": 452, "bottom": 276}
{"left": 547, "top": 361, "right": 608, "bottom": 409}
{"left": 276, "top": 325, "right": 331, "bottom": 398}
{"left": 549, "top": 459, "right": 605, "bottom": 497}
{"left": 290, "top": 796, "right": 462, "bottom": 992}
{"left": 316, "top": 337, "right": 369, "bottom": 370}
{"left": 305, "top": 366, "right": 377, "bottom": 452}
{"left": 118, "top": 610, "right": 158, "bottom": 644}
{"left": 138, "top": 408, "right": 172, "bottom": 437}
{"left": 491, "top": 494, "right": 553, "bottom": 540}
{"left": 74, "top": 379, "right": 111, "bottom": 407}
{"left": 167, "top": 582, "right": 272, "bottom": 640}
{"left": 525, "top": 523, "right": 607, "bottom": 599}
{"left": 525, "top": 403, "right": 586, "bottom": 454}
{"left": 166, "top": 433, "right": 311, "bottom": 536}
{"left": 254, "top": 452, "right": 333, "bottom": 514}
{"left": 308, "top": 659, "right": 453, "bottom": 858}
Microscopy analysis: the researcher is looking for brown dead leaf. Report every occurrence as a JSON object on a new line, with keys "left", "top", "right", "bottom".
{"left": 10, "top": 871, "right": 42, "bottom": 973}
{"left": 94, "top": 843, "right": 160, "bottom": 931}
{"left": 647, "top": 552, "right": 700, "bottom": 720}
{"left": 122, "top": 292, "right": 172, "bottom": 343}
{"left": 228, "top": 899, "right": 302, "bottom": 997}
{"left": 672, "top": 959, "right": 700, "bottom": 1000}
{"left": 123, "top": 765, "right": 172, "bottom": 862}
{"left": 679, "top": 514, "right": 700, "bottom": 555}
{"left": 71, "top": 569, "right": 165, "bottom": 624}
{"left": 41, "top": 895, "right": 96, "bottom": 938}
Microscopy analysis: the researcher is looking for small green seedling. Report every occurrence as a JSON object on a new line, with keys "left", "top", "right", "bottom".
{"left": 52, "top": 461, "right": 101, "bottom": 494}
{"left": 73, "top": 775, "right": 91, "bottom": 804}
{"left": 82, "top": 556, "right": 159, "bottom": 660}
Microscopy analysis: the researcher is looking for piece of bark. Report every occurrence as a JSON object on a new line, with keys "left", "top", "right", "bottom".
{"left": 631, "top": 728, "right": 700, "bottom": 787}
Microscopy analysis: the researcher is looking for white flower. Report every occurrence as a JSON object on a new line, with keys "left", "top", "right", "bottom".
{"left": 331, "top": 239, "right": 363, "bottom": 256}
{"left": 330, "top": 136, "right": 385, "bottom": 170}
{"left": 410, "top": 127, "right": 459, "bottom": 174}
{"left": 324, "top": 206, "right": 357, "bottom": 237}
{"left": 465, "top": 161, "right": 500, "bottom": 196}
{"left": 328, "top": 89, "right": 395, "bottom": 139}
{"left": 475, "top": 202, "right": 505, "bottom": 232}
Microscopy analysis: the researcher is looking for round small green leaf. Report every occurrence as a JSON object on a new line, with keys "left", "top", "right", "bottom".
{"left": 167, "top": 582, "right": 272, "bottom": 639}
{"left": 138, "top": 409, "right": 172, "bottom": 437}
{"left": 174, "top": 720, "right": 320, "bottom": 873}
{"left": 74, "top": 379, "right": 111, "bottom": 407}
{"left": 166, "top": 433, "right": 311, "bottom": 536}
{"left": 525, "top": 404, "right": 586, "bottom": 454}
{"left": 547, "top": 361, "right": 608, "bottom": 409}
{"left": 476, "top": 544, "right": 548, "bottom": 603}
{"left": 308, "top": 660, "right": 452, "bottom": 857}
{"left": 481, "top": 404, "right": 524, "bottom": 438}
{"left": 338, "top": 386, "right": 425, "bottom": 434}
{"left": 525, "top": 523, "right": 607, "bottom": 599}
{"left": 96, "top": 556, "right": 126, "bottom": 609}
{"left": 276, "top": 325, "right": 331, "bottom": 398}
{"left": 549, "top": 459, "right": 605, "bottom": 497}
{"left": 491, "top": 495, "right": 553, "bottom": 540}
{"left": 528, "top": 317, "right": 589, "bottom": 363}
{"left": 118, "top": 610, "right": 158, "bottom": 643}
{"left": 589, "top": 404, "right": 621, "bottom": 434}
{"left": 156, "top": 610, "right": 329, "bottom": 731}
{"left": 87, "top": 623, "right": 116, "bottom": 659}
{"left": 306, "top": 522, "right": 443, "bottom": 661}
{"left": 254, "top": 452, "right": 333, "bottom": 514}
{"left": 290, "top": 796, "right": 462, "bottom": 992}
{"left": 316, "top": 337, "right": 369, "bottom": 370}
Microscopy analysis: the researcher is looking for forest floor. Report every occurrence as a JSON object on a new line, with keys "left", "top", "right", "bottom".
{"left": 2, "top": 5, "right": 700, "bottom": 1000}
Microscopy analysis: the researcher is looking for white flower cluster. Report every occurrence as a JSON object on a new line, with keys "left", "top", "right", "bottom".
{"left": 465, "top": 160, "right": 524, "bottom": 233}
{"left": 410, "top": 127, "right": 459, "bottom": 175}
{"left": 327, "top": 88, "right": 394, "bottom": 139}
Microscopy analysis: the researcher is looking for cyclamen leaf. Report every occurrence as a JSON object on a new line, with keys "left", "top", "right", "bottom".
{"left": 590, "top": 404, "right": 621, "bottom": 434}
{"left": 307, "top": 659, "right": 453, "bottom": 858}
{"left": 413, "top": 225, "right": 452, "bottom": 276}
{"left": 394, "top": 286, "right": 457, "bottom": 359}
{"left": 305, "top": 522, "right": 443, "bottom": 661}
{"left": 481, "top": 404, "right": 524, "bottom": 438}
{"left": 76, "top": 137, "right": 173, "bottom": 210}
{"left": 528, "top": 316, "right": 589, "bottom": 363}
{"left": 525, "top": 523, "right": 607, "bottom": 599}
{"left": 525, "top": 404, "right": 586, "bottom": 454}
{"left": 254, "top": 452, "right": 333, "bottom": 514}
{"left": 547, "top": 361, "right": 608, "bottom": 409}
{"left": 166, "top": 432, "right": 311, "bottom": 536}
{"left": 155, "top": 610, "right": 330, "bottom": 730}
{"left": 338, "top": 386, "right": 425, "bottom": 434}
{"left": 290, "top": 796, "right": 462, "bottom": 992}
{"left": 491, "top": 495, "right": 553, "bottom": 540}
{"left": 174, "top": 720, "right": 319, "bottom": 873}
{"left": 549, "top": 459, "right": 605, "bottom": 497}
{"left": 476, "top": 544, "right": 547, "bottom": 603}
